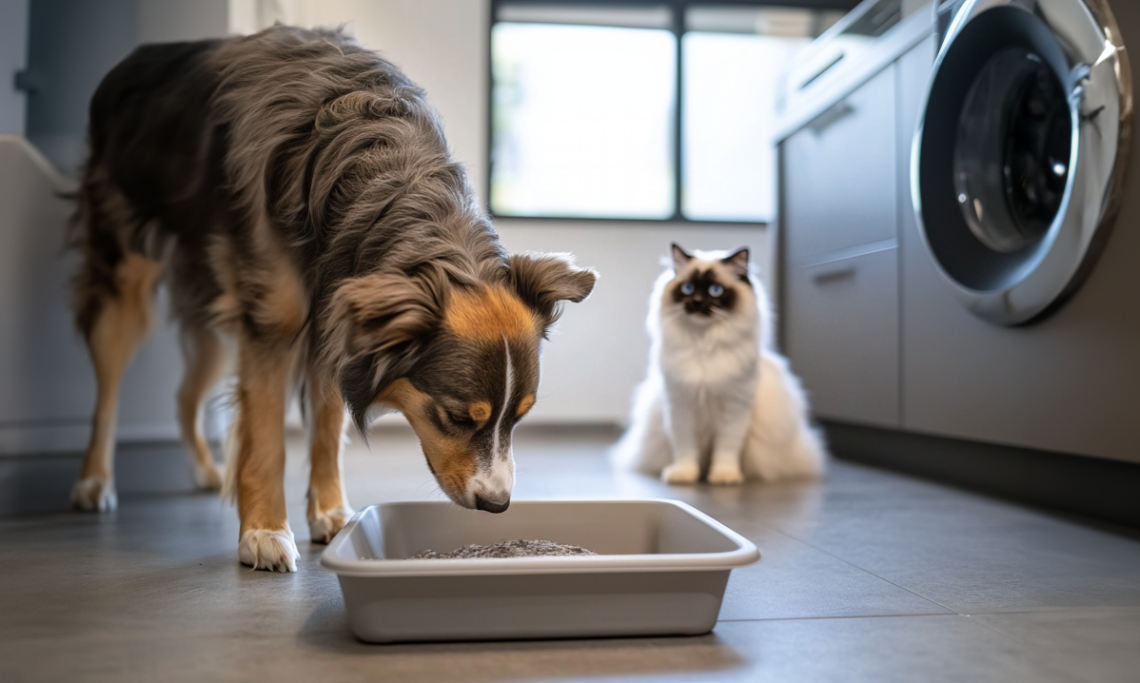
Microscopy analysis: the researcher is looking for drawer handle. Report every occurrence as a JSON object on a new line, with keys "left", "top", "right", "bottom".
{"left": 808, "top": 101, "right": 856, "bottom": 135}
{"left": 812, "top": 266, "right": 856, "bottom": 284}
{"left": 799, "top": 53, "right": 845, "bottom": 90}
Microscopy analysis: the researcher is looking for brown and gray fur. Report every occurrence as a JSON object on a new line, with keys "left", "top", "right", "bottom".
{"left": 69, "top": 26, "right": 596, "bottom": 572}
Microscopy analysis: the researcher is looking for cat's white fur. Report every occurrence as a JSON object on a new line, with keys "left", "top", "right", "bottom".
{"left": 612, "top": 247, "right": 826, "bottom": 484}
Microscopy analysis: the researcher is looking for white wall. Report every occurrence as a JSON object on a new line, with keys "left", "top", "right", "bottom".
{"left": 300, "top": 0, "right": 771, "bottom": 423}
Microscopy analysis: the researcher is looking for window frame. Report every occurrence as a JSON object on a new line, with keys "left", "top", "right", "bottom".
{"left": 486, "top": 0, "right": 861, "bottom": 225}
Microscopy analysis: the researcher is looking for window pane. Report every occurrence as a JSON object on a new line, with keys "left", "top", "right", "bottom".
{"left": 491, "top": 23, "right": 676, "bottom": 219}
{"left": 682, "top": 31, "right": 809, "bottom": 223}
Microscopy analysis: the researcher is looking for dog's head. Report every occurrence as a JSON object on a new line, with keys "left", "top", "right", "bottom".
{"left": 325, "top": 253, "right": 596, "bottom": 512}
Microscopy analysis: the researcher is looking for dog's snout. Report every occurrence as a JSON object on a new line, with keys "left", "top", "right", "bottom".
{"left": 475, "top": 495, "right": 510, "bottom": 514}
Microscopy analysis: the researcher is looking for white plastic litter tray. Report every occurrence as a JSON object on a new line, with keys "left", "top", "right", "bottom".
{"left": 320, "top": 499, "right": 760, "bottom": 643}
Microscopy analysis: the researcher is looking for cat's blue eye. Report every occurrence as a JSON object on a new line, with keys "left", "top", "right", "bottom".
{"left": 709, "top": 284, "right": 724, "bottom": 297}
{"left": 681, "top": 282, "right": 695, "bottom": 295}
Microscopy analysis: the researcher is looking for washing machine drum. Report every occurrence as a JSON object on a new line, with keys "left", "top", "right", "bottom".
{"left": 914, "top": 0, "right": 1132, "bottom": 325}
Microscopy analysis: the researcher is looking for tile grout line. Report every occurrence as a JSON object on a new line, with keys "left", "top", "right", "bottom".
{"left": 716, "top": 612, "right": 960, "bottom": 624}
{"left": 758, "top": 520, "right": 965, "bottom": 616}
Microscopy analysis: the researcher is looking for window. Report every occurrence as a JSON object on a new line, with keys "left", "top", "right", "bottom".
{"left": 489, "top": 1, "right": 852, "bottom": 223}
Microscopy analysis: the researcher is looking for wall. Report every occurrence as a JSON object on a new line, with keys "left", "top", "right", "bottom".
{"left": 301, "top": 0, "right": 770, "bottom": 423}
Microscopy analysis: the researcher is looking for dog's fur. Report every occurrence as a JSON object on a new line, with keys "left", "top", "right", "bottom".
{"left": 69, "top": 26, "right": 596, "bottom": 571}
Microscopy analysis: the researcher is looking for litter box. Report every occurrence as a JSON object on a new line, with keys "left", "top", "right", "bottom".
{"left": 320, "top": 499, "right": 760, "bottom": 643}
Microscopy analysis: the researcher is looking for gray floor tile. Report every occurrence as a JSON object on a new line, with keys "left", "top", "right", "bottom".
{"left": 719, "top": 526, "right": 949, "bottom": 620}
{"left": 1, "top": 426, "right": 1135, "bottom": 682}
{"left": 0, "top": 615, "right": 1085, "bottom": 683}
{"left": 972, "top": 608, "right": 1140, "bottom": 683}
{"left": 754, "top": 468, "right": 1140, "bottom": 614}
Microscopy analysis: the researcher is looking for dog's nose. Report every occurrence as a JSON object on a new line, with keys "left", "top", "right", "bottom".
{"left": 474, "top": 495, "right": 510, "bottom": 514}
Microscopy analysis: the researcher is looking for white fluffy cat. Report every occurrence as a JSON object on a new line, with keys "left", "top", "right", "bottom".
{"left": 612, "top": 244, "right": 826, "bottom": 484}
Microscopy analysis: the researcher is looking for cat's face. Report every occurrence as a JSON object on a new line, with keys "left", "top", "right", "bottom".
{"left": 667, "top": 244, "right": 752, "bottom": 320}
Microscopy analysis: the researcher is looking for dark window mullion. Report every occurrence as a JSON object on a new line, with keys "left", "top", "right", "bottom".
{"left": 671, "top": 0, "right": 685, "bottom": 221}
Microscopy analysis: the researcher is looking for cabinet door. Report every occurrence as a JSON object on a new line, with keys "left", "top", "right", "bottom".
{"left": 782, "top": 65, "right": 898, "bottom": 266}
{"left": 784, "top": 246, "right": 900, "bottom": 428}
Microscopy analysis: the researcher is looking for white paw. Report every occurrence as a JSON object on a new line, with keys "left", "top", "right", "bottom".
{"left": 707, "top": 463, "right": 745, "bottom": 485}
{"left": 308, "top": 507, "right": 354, "bottom": 544}
{"left": 662, "top": 461, "right": 701, "bottom": 485}
{"left": 71, "top": 477, "right": 117, "bottom": 512}
{"left": 238, "top": 527, "right": 299, "bottom": 573}
{"left": 192, "top": 461, "right": 224, "bottom": 491}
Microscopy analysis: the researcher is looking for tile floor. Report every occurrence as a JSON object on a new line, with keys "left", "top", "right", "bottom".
{"left": 2, "top": 425, "right": 1139, "bottom": 682}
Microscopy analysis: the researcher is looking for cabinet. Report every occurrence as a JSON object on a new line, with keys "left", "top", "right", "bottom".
{"left": 779, "top": 64, "right": 901, "bottom": 429}
{"left": 782, "top": 66, "right": 898, "bottom": 266}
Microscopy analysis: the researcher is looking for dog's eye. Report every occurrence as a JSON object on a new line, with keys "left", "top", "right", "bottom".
{"left": 446, "top": 412, "right": 475, "bottom": 428}
{"left": 680, "top": 282, "right": 695, "bottom": 295}
{"left": 709, "top": 283, "right": 724, "bottom": 297}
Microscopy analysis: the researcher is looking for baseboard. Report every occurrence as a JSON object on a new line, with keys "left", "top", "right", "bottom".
{"left": 0, "top": 441, "right": 211, "bottom": 517}
{"left": 823, "top": 420, "right": 1140, "bottom": 529}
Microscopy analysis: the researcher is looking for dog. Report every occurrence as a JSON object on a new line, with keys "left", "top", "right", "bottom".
{"left": 69, "top": 26, "right": 596, "bottom": 572}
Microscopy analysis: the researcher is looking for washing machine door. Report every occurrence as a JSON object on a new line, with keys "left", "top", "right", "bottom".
{"left": 913, "top": 0, "right": 1132, "bottom": 325}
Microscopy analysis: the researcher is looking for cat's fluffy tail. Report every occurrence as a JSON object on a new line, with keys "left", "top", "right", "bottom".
{"left": 609, "top": 371, "right": 672, "bottom": 476}
{"left": 741, "top": 351, "right": 828, "bottom": 481}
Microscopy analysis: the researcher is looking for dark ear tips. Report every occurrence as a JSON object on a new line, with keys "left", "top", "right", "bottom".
{"left": 671, "top": 243, "right": 692, "bottom": 271}
{"left": 723, "top": 247, "right": 751, "bottom": 279}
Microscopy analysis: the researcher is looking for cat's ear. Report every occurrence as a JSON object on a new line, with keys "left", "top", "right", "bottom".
{"left": 722, "top": 248, "right": 750, "bottom": 280}
{"left": 671, "top": 243, "right": 692, "bottom": 272}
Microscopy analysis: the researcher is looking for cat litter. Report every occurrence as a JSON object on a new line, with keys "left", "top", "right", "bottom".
{"left": 410, "top": 539, "right": 596, "bottom": 559}
{"left": 320, "top": 499, "right": 759, "bottom": 643}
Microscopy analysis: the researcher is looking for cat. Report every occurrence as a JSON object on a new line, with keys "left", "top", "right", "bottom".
{"left": 612, "top": 243, "right": 826, "bottom": 484}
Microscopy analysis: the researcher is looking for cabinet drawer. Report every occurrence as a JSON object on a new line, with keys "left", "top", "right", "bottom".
{"left": 781, "top": 65, "right": 897, "bottom": 265}
{"left": 783, "top": 245, "right": 899, "bottom": 428}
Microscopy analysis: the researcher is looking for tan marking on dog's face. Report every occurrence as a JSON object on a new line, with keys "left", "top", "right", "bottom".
{"left": 516, "top": 394, "right": 535, "bottom": 418}
{"left": 376, "top": 379, "right": 480, "bottom": 507}
{"left": 469, "top": 401, "right": 492, "bottom": 424}
{"left": 445, "top": 286, "right": 536, "bottom": 341}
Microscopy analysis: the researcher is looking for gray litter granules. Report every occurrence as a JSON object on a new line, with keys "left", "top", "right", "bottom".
{"left": 410, "top": 539, "right": 596, "bottom": 559}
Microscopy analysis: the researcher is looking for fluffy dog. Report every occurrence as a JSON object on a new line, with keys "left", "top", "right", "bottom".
{"left": 69, "top": 26, "right": 596, "bottom": 572}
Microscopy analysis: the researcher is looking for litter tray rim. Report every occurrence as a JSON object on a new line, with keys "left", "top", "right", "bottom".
{"left": 319, "top": 498, "right": 761, "bottom": 578}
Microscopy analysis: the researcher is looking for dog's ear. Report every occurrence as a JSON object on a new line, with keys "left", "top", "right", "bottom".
{"left": 324, "top": 272, "right": 444, "bottom": 433}
{"left": 507, "top": 253, "right": 597, "bottom": 333}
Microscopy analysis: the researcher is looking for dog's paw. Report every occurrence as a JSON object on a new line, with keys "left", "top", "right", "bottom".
{"left": 308, "top": 507, "right": 354, "bottom": 544}
{"left": 707, "top": 463, "right": 745, "bottom": 485}
{"left": 192, "top": 461, "right": 224, "bottom": 491}
{"left": 71, "top": 477, "right": 117, "bottom": 512}
{"left": 238, "top": 527, "right": 299, "bottom": 573}
{"left": 662, "top": 461, "right": 701, "bottom": 485}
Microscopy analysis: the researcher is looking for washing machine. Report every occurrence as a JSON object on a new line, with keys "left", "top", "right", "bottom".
{"left": 906, "top": 0, "right": 1139, "bottom": 463}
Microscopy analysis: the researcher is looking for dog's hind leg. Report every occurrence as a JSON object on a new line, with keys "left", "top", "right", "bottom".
{"left": 72, "top": 253, "right": 162, "bottom": 512}
{"left": 305, "top": 372, "right": 354, "bottom": 544}
{"left": 230, "top": 335, "right": 300, "bottom": 572}
{"left": 177, "top": 327, "right": 227, "bottom": 491}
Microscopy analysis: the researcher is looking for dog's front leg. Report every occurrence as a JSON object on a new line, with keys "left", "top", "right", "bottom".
{"left": 232, "top": 336, "right": 299, "bottom": 572}
{"left": 306, "top": 372, "right": 354, "bottom": 544}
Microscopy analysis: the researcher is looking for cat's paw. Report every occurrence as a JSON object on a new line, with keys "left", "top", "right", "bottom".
{"left": 707, "top": 463, "right": 745, "bottom": 485}
{"left": 662, "top": 461, "right": 701, "bottom": 485}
